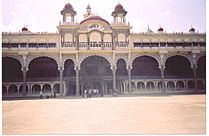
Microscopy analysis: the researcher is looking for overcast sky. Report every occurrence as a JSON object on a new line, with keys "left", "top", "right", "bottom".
{"left": 1, "top": 0, "right": 206, "bottom": 33}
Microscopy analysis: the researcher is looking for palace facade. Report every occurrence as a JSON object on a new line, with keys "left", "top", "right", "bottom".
{"left": 2, "top": 3, "right": 206, "bottom": 97}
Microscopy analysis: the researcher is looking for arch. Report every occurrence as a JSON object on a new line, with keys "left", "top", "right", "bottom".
{"left": 29, "top": 38, "right": 37, "bottom": 43}
{"left": 90, "top": 31, "right": 101, "bottom": 41}
{"left": 3, "top": 57, "right": 23, "bottom": 81}
{"left": 32, "top": 84, "right": 41, "bottom": 93}
{"left": 184, "top": 38, "right": 191, "bottom": 42}
{"left": 79, "top": 34, "right": 88, "bottom": 42}
{"left": 80, "top": 55, "right": 112, "bottom": 75}
{"left": 131, "top": 55, "right": 160, "bottom": 77}
{"left": 20, "top": 38, "right": 27, "bottom": 43}
{"left": 80, "top": 54, "right": 112, "bottom": 68}
{"left": 27, "top": 56, "right": 59, "bottom": 70}
{"left": 2, "top": 38, "right": 9, "bottom": 43}
{"left": 131, "top": 82, "right": 135, "bottom": 90}
{"left": 175, "top": 38, "right": 183, "bottom": 42}
{"left": 42, "top": 84, "right": 51, "bottom": 93}
{"left": 197, "top": 80, "right": 204, "bottom": 90}
{"left": 176, "top": 81, "right": 184, "bottom": 90}
{"left": 164, "top": 54, "right": 193, "bottom": 68}
{"left": 27, "top": 56, "right": 59, "bottom": 78}
{"left": 116, "top": 58, "right": 128, "bottom": 75}
{"left": 137, "top": 82, "right": 145, "bottom": 90}
{"left": 64, "top": 33, "right": 73, "bottom": 42}
{"left": 103, "top": 34, "right": 112, "bottom": 42}
{"left": 2, "top": 85, "right": 7, "bottom": 95}
{"left": 142, "top": 38, "right": 150, "bottom": 43}
{"left": 147, "top": 81, "right": 155, "bottom": 90}
{"left": 8, "top": 85, "right": 18, "bottom": 94}
{"left": 131, "top": 54, "right": 160, "bottom": 69}
{"left": 11, "top": 38, "right": 19, "bottom": 43}
{"left": 39, "top": 38, "right": 46, "bottom": 43}
{"left": 157, "top": 81, "right": 162, "bottom": 90}
{"left": 118, "top": 33, "right": 125, "bottom": 41}
{"left": 64, "top": 59, "right": 76, "bottom": 77}
{"left": 19, "top": 85, "right": 29, "bottom": 94}
{"left": 2, "top": 55, "right": 23, "bottom": 69}
{"left": 53, "top": 84, "right": 60, "bottom": 93}
{"left": 167, "top": 38, "right": 174, "bottom": 42}
{"left": 188, "top": 80, "right": 194, "bottom": 89}
{"left": 167, "top": 81, "right": 175, "bottom": 91}
{"left": 165, "top": 55, "right": 193, "bottom": 78}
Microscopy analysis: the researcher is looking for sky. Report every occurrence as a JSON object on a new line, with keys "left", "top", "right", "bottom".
{"left": 1, "top": 0, "right": 206, "bottom": 33}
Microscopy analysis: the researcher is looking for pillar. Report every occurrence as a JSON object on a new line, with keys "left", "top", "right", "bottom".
{"left": 184, "top": 81, "right": 188, "bottom": 90}
{"left": 135, "top": 82, "right": 137, "bottom": 92}
{"left": 160, "top": 65, "right": 165, "bottom": 93}
{"left": 75, "top": 66, "right": 80, "bottom": 96}
{"left": 59, "top": 66, "right": 64, "bottom": 96}
{"left": 112, "top": 66, "right": 116, "bottom": 90}
{"left": 127, "top": 66, "right": 132, "bottom": 93}
{"left": 22, "top": 67, "right": 27, "bottom": 97}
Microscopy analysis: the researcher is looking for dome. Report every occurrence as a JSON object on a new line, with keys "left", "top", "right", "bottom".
{"left": 80, "top": 15, "right": 110, "bottom": 25}
{"left": 189, "top": 27, "right": 195, "bottom": 33}
{"left": 64, "top": 3, "right": 73, "bottom": 10}
{"left": 61, "top": 3, "right": 76, "bottom": 15}
{"left": 157, "top": 27, "right": 164, "bottom": 32}
{"left": 22, "top": 26, "right": 28, "bottom": 32}
{"left": 115, "top": 3, "right": 124, "bottom": 11}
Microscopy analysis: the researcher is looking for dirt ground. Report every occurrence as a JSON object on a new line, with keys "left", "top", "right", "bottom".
{"left": 2, "top": 94, "right": 206, "bottom": 135}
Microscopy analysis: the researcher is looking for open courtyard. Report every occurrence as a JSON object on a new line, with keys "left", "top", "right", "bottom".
{"left": 2, "top": 94, "right": 206, "bottom": 134}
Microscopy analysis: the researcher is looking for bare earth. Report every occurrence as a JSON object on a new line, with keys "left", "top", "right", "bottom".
{"left": 2, "top": 95, "right": 206, "bottom": 135}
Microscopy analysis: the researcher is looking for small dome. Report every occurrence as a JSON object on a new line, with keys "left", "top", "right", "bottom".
{"left": 157, "top": 27, "right": 164, "bottom": 32}
{"left": 115, "top": 3, "right": 124, "bottom": 11}
{"left": 189, "top": 27, "right": 195, "bottom": 33}
{"left": 64, "top": 3, "right": 73, "bottom": 10}
{"left": 22, "top": 26, "right": 28, "bottom": 32}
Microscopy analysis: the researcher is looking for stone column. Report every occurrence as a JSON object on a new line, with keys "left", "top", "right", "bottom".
{"left": 22, "top": 67, "right": 27, "bottom": 97}
{"left": 112, "top": 66, "right": 116, "bottom": 90}
{"left": 127, "top": 66, "right": 132, "bottom": 93}
{"left": 75, "top": 66, "right": 80, "bottom": 96}
{"left": 59, "top": 66, "right": 64, "bottom": 96}
{"left": 160, "top": 65, "right": 165, "bottom": 93}
{"left": 135, "top": 82, "right": 137, "bottom": 92}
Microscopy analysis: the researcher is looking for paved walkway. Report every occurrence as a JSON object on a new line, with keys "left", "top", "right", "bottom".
{"left": 2, "top": 95, "right": 206, "bottom": 134}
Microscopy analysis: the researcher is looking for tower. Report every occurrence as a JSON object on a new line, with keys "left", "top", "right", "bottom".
{"left": 61, "top": 3, "right": 77, "bottom": 23}
{"left": 84, "top": 4, "right": 93, "bottom": 19}
{"left": 111, "top": 3, "right": 127, "bottom": 23}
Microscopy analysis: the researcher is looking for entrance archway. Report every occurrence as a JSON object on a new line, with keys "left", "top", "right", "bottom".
{"left": 27, "top": 57, "right": 59, "bottom": 79}
{"left": 3, "top": 57, "right": 22, "bottom": 82}
{"left": 131, "top": 56, "right": 160, "bottom": 79}
{"left": 80, "top": 55, "right": 112, "bottom": 95}
{"left": 165, "top": 55, "right": 193, "bottom": 78}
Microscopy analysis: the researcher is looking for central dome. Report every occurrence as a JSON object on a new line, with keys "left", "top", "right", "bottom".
{"left": 80, "top": 16, "right": 110, "bottom": 25}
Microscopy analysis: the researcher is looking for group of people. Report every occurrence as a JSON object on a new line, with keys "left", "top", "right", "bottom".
{"left": 83, "top": 89, "right": 102, "bottom": 98}
{"left": 40, "top": 90, "right": 56, "bottom": 99}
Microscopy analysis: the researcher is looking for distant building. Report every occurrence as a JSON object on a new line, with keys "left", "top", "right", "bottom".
{"left": 2, "top": 3, "right": 206, "bottom": 97}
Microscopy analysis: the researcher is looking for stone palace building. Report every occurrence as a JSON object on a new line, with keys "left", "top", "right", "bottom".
{"left": 2, "top": 3, "right": 206, "bottom": 97}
